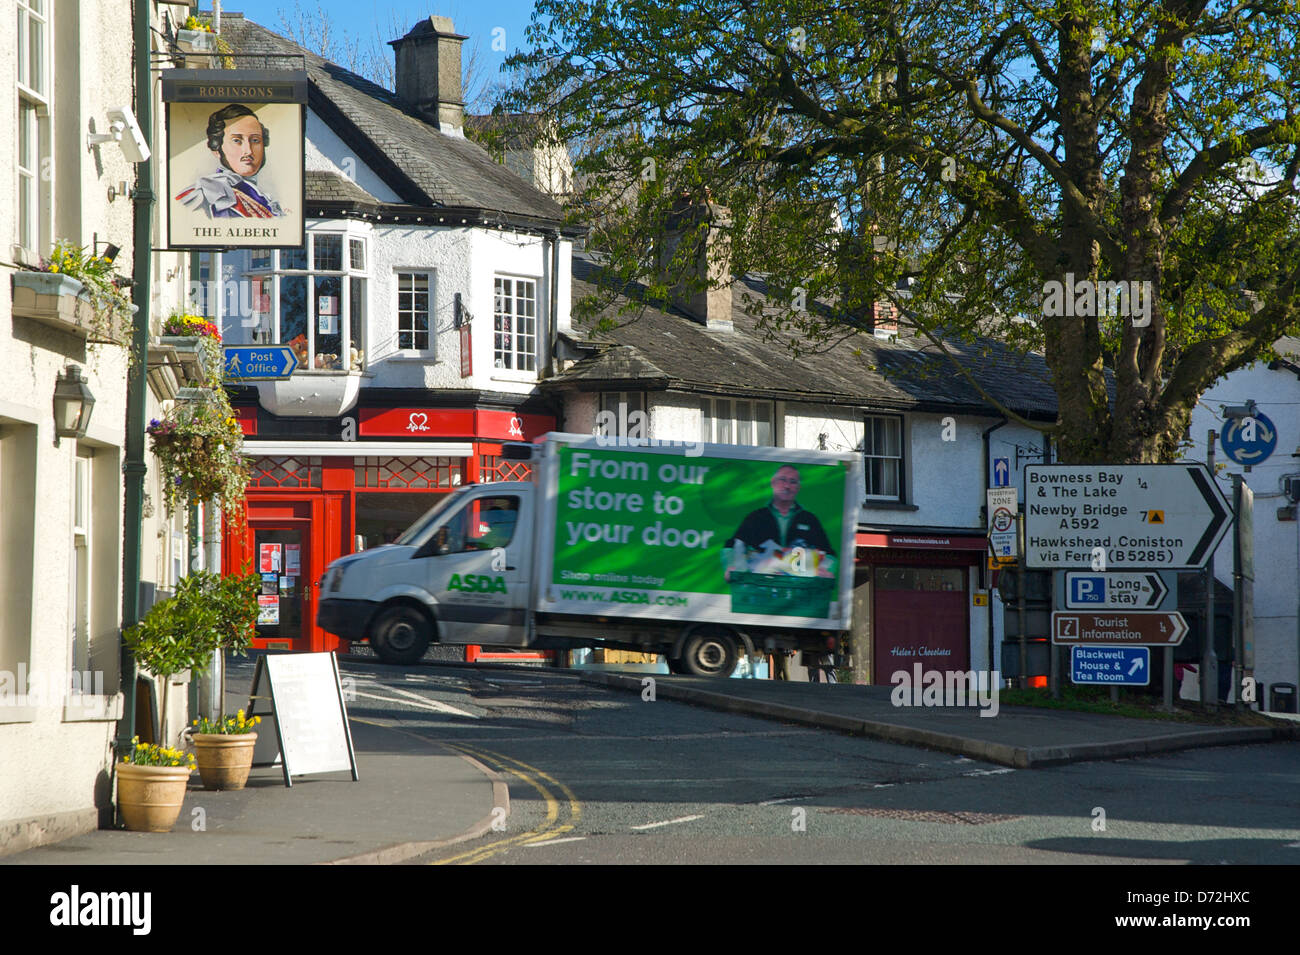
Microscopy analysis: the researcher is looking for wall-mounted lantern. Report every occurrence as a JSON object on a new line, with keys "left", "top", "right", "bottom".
{"left": 53, "top": 366, "right": 95, "bottom": 445}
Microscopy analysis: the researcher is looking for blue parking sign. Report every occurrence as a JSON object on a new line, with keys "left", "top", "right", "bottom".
{"left": 1069, "top": 575, "right": 1105, "bottom": 604}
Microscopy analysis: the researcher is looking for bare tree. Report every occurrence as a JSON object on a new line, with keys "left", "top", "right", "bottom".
{"left": 275, "top": 1, "right": 490, "bottom": 111}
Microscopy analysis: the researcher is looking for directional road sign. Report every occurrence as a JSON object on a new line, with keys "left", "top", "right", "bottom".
{"left": 992, "top": 457, "right": 1010, "bottom": 488}
{"left": 224, "top": 346, "right": 298, "bottom": 380}
{"left": 1052, "top": 611, "right": 1188, "bottom": 647}
{"left": 1025, "top": 464, "right": 1231, "bottom": 569}
{"left": 1071, "top": 646, "right": 1150, "bottom": 686}
{"left": 1059, "top": 571, "right": 1174, "bottom": 610}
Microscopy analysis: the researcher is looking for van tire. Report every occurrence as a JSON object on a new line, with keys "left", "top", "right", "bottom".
{"left": 680, "top": 629, "right": 738, "bottom": 677}
{"left": 370, "top": 605, "right": 431, "bottom": 665}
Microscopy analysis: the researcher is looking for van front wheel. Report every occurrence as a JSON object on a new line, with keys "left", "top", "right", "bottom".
{"left": 370, "top": 606, "right": 431, "bottom": 665}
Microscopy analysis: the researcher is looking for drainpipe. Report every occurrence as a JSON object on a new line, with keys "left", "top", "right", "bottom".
{"left": 546, "top": 230, "right": 560, "bottom": 379}
{"left": 982, "top": 417, "right": 1008, "bottom": 676}
{"left": 117, "top": 0, "right": 155, "bottom": 756}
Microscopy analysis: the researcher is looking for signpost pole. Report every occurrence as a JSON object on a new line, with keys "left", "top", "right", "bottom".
{"left": 1162, "top": 646, "right": 1173, "bottom": 712}
{"left": 1049, "top": 570, "right": 1060, "bottom": 699}
{"left": 1201, "top": 430, "right": 1218, "bottom": 707}
{"left": 1231, "top": 474, "right": 1254, "bottom": 712}
{"left": 1017, "top": 511, "right": 1027, "bottom": 690}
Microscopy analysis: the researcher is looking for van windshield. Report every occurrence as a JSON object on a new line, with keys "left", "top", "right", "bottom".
{"left": 394, "top": 490, "right": 468, "bottom": 546}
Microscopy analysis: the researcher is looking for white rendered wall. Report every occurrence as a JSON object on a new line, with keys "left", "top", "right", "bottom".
{"left": 1185, "top": 356, "right": 1300, "bottom": 698}
{"left": 304, "top": 111, "right": 403, "bottom": 203}
{"left": 0, "top": 0, "right": 195, "bottom": 849}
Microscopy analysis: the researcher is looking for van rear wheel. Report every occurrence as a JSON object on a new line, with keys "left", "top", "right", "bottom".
{"left": 680, "top": 630, "right": 738, "bottom": 677}
{"left": 370, "top": 606, "right": 431, "bottom": 665}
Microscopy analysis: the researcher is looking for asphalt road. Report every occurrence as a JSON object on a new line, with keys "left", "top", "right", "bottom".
{"left": 330, "top": 660, "right": 1300, "bottom": 866}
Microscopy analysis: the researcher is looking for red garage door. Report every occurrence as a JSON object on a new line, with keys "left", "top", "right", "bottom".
{"left": 872, "top": 566, "right": 969, "bottom": 684}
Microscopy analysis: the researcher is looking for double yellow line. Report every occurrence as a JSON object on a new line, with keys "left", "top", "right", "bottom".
{"left": 431, "top": 744, "right": 582, "bottom": 865}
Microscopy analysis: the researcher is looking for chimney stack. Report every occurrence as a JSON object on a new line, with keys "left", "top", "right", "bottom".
{"left": 390, "top": 16, "right": 467, "bottom": 133}
{"left": 659, "top": 196, "right": 733, "bottom": 331}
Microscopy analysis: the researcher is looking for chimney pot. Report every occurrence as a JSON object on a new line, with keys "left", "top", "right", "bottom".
{"left": 390, "top": 16, "right": 467, "bottom": 133}
{"left": 659, "top": 197, "right": 733, "bottom": 330}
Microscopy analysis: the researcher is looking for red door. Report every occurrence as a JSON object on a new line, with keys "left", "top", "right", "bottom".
{"left": 230, "top": 497, "right": 326, "bottom": 652}
{"left": 871, "top": 565, "right": 969, "bottom": 684}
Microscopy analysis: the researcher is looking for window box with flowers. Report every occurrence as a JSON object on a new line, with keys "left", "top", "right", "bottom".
{"left": 176, "top": 16, "right": 217, "bottom": 54}
{"left": 175, "top": 14, "right": 234, "bottom": 68}
{"left": 11, "top": 240, "right": 133, "bottom": 344}
{"left": 157, "top": 313, "right": 221, "bottom": 386}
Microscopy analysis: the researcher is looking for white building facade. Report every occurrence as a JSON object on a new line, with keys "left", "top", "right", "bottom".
{"left": 1184, "top": 340, "right": 1300, "bottom": 707}
{"left": 553, "top": 253, "right": 1057, "bottom": 683}
{"left": 206, "top": 15, "right": 577, "bottom": 655}
{"left": 1, "top": 0, "right": 199, "bottom": 853}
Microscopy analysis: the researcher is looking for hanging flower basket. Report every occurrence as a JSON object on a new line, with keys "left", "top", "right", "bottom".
{"left": 148, "top": 402, "right": 249, "bottom": 516}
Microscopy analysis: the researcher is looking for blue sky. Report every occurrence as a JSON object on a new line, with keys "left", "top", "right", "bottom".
{"left": 226, "top": 1, "right": 546, "bottom": 101}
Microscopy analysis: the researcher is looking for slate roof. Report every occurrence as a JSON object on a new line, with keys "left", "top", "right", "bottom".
{"left": 218, "top": 14, "right": 568, "bottom": 227}
{"left": 465, "top": 112, "right": 555, "bottom": 151}
{"left": 553, "top": 253, "right": 1062, "bottom": 420}
{"left": 305, "top": 170, "right": 378, "bottom": 206}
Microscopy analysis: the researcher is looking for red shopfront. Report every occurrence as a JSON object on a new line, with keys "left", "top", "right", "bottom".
{"left": 853, "top": 530, "right": 988, "bottom": 684}
{"left": 224, "top": 405, "right": 555, "bottom": 652}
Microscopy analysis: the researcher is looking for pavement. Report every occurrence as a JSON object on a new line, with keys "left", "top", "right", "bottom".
{"left": 3, "top": 659, "right": 509, "bottom": 867}
{"left": 579, "top": 670, "right": 1300, "bottom": 768}
{"left": 4, "top": 658, "right": 1295, "bottom": 865}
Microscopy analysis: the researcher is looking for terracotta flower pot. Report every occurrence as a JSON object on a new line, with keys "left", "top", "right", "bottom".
{"left": 116, "top": 762, "right": 192, "bottom": 832}
{"left": 192, "top": 732, "right": 258, "bottom": 790}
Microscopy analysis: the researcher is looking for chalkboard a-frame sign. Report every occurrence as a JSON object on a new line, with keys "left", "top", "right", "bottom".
{"left": 248, "top": 651, "right": 358, "bottom": 787}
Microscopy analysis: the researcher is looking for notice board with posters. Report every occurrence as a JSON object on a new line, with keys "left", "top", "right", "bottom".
{"left": 162, "top": 69, "right": 308, "bottom": 249}
{"left": 249, "top": 652, "right": 357, "bottom": 787}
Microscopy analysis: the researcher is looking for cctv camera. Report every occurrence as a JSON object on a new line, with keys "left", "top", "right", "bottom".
{"left": 106, "top": 106, "right": 151, "bottom": 164}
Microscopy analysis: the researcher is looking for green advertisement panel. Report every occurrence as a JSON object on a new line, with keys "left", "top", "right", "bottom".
{"left": 552, "top": 446, "right": 851, "bottom": 620}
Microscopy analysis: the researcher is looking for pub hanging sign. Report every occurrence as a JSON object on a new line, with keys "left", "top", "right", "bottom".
{"left": 163, "top": 69, "right": 308, "bottom": 249}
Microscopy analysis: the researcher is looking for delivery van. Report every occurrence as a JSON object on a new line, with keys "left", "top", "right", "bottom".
{"left": 318, "top": 433, "right": 860, "bottom": 675}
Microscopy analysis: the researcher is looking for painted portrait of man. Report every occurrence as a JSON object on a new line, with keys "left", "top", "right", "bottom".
{"left": 174, "top": 104, "right": 282, "bottom": 218}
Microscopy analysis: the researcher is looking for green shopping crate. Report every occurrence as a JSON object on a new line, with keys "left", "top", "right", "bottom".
{"left": 729, "top": 572, "right": 835, "bottom": 619}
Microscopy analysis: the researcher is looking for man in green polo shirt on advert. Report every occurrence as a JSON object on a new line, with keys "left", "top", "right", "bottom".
{"left": 724, "top": 464, "right": 835, "bottom": 578}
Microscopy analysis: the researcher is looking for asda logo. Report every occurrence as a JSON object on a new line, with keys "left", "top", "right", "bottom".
{"left": 448, "top": 573, "right": 507, "bottom": 594}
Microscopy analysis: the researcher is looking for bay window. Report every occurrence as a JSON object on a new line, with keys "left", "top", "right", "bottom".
{"left": 225, "top": 231, "right": 367, "bottom": 372}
